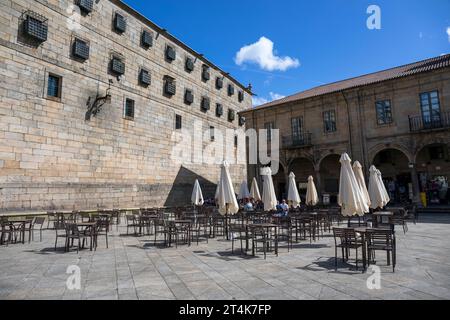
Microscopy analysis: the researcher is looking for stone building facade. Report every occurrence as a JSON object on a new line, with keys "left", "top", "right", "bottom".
{"left": 241, "top": 54, "right": 450, "bottom": 206}
{"left": 0, "top": 0, "right": 251, "bottom": 211}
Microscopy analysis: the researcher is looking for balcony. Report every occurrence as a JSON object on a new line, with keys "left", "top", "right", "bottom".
{"left": 282, "top": 133, "right": 312, "bottom": 149}
{"left": 409, "top": 112, "right": 450, "bottom": 132}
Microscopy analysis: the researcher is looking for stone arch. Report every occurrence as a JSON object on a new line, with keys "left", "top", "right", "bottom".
{"left": 289, "top": 157, "right": 316, "bottom": 202}
{"left": 369, "top": 143, "right": 413, "bottom": 164}
{"left": 372, "top": 147, "right": 412, "bottom": 203}
{"left": 319, "top": 154, "right": 341, "bottom": 204}
{"left": 414, "top": 137, "right": 450, "bottom": 163}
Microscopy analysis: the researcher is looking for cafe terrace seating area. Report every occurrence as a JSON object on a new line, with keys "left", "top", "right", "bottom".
{"left": 3, "top": 203, "right": 450, "bottom": 300}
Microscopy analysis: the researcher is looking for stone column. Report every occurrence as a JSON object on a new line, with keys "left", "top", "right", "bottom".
{"left": 315, "top": 169, "right": 322, "bottom": 197}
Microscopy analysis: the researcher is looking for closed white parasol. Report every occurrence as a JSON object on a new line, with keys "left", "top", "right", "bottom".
{"left": 287, "top": 172, "right": 301, "bottom": 208}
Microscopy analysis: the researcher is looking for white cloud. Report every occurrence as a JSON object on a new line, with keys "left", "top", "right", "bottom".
{"left": 447, "top": 27, "right": 450, "bottom": 42}
{"left": 252, "top": 92, "right": 286, "bottom": 107}
{"left": 235, "top": 37, "right": 300, "bottom": 72}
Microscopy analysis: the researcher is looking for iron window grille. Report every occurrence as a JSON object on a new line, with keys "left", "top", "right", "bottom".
{"left": 216, "top": 104, "right": 223, "bottom": 117}
{"left": 228, "top": 84, "right": 235, "bottom": 96}
{"left": 185, "top": 57, "right": 194, "bottom": 72}
{"left": 77, "top": 0, "right": 93, "bottom": 14}
{"left": 201, "top": 97, "right": 210, "bottom": 111}
{"left": 166, "top": 46, "right": 176, "bottom": 61}
{"left": 139, "top": 69, "right": 151, "bottom": 86}
{"left": 23, "top": 12, "right": 48, "bottom": 42}
{"left": 228, "top": 109, "right": 236, "bottom": 122}
{"left": 111, "top": 57, "right": 125, "bottom": 75}
{"left": 114, "top": 13, "right": 126, "bottom": 33}
{"left": 216, "top": 77, "right": 223, "bottom": 89}
{"left": 238, "top": 91, "right": 244, "bottom": 102}
{"left": 141, "top": 30, "right": 153, "bottom": 48}
{"left": 72, "top": 38, "right": 90, "bottom": 60}
{"left": 202, "top": 66, "right": 210, "bottom": 81}
{"left": 164, "top": 79, "right": 176, "bottom": 96}
{"left": 184, "top": 89, "right": 194, "bottom": 105}
{"left": 239, "top": 116, "right": 246, "bottom": 126}
{"left": 124, "top": 98, "right": 135, "bottom": 119}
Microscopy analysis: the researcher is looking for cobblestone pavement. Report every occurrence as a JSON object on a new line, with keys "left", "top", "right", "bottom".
{"left": 1, "top": 215, "right": 449, "bottom": 300}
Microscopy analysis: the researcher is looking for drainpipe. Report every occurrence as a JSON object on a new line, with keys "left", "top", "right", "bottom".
{"left": 341, "top": 91, "right": 354, "bottom": 157}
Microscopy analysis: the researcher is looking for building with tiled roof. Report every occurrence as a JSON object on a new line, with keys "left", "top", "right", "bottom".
{"left": 241, "top": 54, "right": 450, "bottom": 206}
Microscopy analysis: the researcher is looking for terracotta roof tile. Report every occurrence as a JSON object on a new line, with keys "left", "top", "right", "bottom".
{"left": 250, "top": 54, "right": 450, "bottom": 110}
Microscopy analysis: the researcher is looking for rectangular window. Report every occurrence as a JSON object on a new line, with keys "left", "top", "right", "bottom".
{"left": 291, "top": 117, "right": 303, "bottom": 141}
{"left": 323, "top": 110, "right": 337, "bottom": 133}
{"left": 124, "top": 98, "right": 135, "bottom": 119}
{"left": 175, "top": 114, "right": 182, "bottom": 130}
{"left": 420, "top": 91, "right": 441, "bottom": 128}
{"left": 376, "top": 100, "right": 393, "bottom": 125}
{"left": 47, "top": 74, "right": 62, "bottom": 99}
{"left": 210, "top": 126, "right": 215, "bottom": 141}
{"left": 265, "top": 122, "right": 274, "bottom": 142}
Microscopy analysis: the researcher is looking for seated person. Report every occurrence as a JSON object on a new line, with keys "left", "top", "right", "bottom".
{"left": 243, "top": 198, "right": 254, "bottom": 212}
{"left": 279, "top": 200, "right": 289, "bottom": 216}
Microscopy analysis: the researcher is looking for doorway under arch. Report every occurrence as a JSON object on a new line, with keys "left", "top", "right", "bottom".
{"left": 373, "top": 148, "right": 411, "bottom": 204}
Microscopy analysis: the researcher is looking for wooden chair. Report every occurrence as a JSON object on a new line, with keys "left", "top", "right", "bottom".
{"left": 366, "top": 228, "right": 397, "bottom": 272}
{"left": 333, "top": 228, "right": 364, "bottom": 270}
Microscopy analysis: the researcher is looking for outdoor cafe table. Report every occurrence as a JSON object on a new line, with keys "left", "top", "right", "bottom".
{"left": 372, "top": 211, "right": 394, "bottom": 227}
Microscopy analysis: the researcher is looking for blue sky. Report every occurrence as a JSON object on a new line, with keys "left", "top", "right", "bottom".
{"left": 123, "top": 0, "right": 450, "bottom": 106}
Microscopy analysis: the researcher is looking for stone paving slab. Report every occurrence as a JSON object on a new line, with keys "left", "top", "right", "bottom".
{"left": 1, "top": 214, "right": 450, "bottom": 300}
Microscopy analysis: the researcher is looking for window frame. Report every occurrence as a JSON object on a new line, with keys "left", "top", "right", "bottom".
{"left": 375, "top": 100, "right": 393, "bottom": 126}
{"left": 175, "top": 114, "right": 182, "bottom": 130}
{"left": 123, "top": 98, "right": 135, "bottom": 120}
{"left": 323, "top": 110, "right": 337, "bottom": 133}
{"left": 420, "top": 90, "right": 441, "bottom": 125}
{"left": 46, "top": 73, "right": 62, "bottom": 102}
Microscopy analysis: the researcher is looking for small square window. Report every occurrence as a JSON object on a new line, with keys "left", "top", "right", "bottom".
{"left": 77, "top": 0, "right": 94, "bottom": 14}
{"left": 228, "top": 109, "right": 236, "bottom": 122}
{"left": 139, "top": 69, "right": 151, "bottom": 86}
{"left": 216, "top": 77, "right": 223, "bottom": 90}
{"left": 216, "top": 104, "right": 223, "bottom": 117}
{"left": 164, "top": 77, "right": 176, "bottom": 96}
{"left": 228, "top": 84, "right": 235, "bottom": 96}
{"left": 238, "top": 91, "right": 244, "bottom": 102}
{"left": 124, "top": 98, "right": 135, "bottom": 119}
{"left": 24, "top": 13, "right": 48, "bottom": 42}
{"left": 111, "top": 57, "right": 125, "bottom": 75}
{"left": 72, "top": 38, "right": 89, "bottom": 60}
{"left": 202, "top": 66, "right": 210, "bottom": 82}
{"left": 184, "top": 89, "right": 194, "bottom": 105}
{"left": 201, "top": 97, "right": 210, "bottom": 111}
{"left": 141, "top": 30, "right": 153, "bottom": 48}
{"left": 166, "top": 46, "right": 176, "bottom": 61}
{"left": 114, "top": 13, "right": 126, "bottom": 33}
{"left": 185, "top": 57, "right": 194, "bottom": 72}
{"left": 175, "top": 114, "right": 182, "bottom": 130}
{"left": 47, "top": 74, "right": 62, "bottom": 100}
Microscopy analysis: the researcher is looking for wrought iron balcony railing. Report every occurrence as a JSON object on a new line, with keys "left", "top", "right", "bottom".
{"left": 282, "top": 132, "right": 312, "bottom": 149}
{"left": 409, "top": 112, "right": 450, "bottom": 132}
